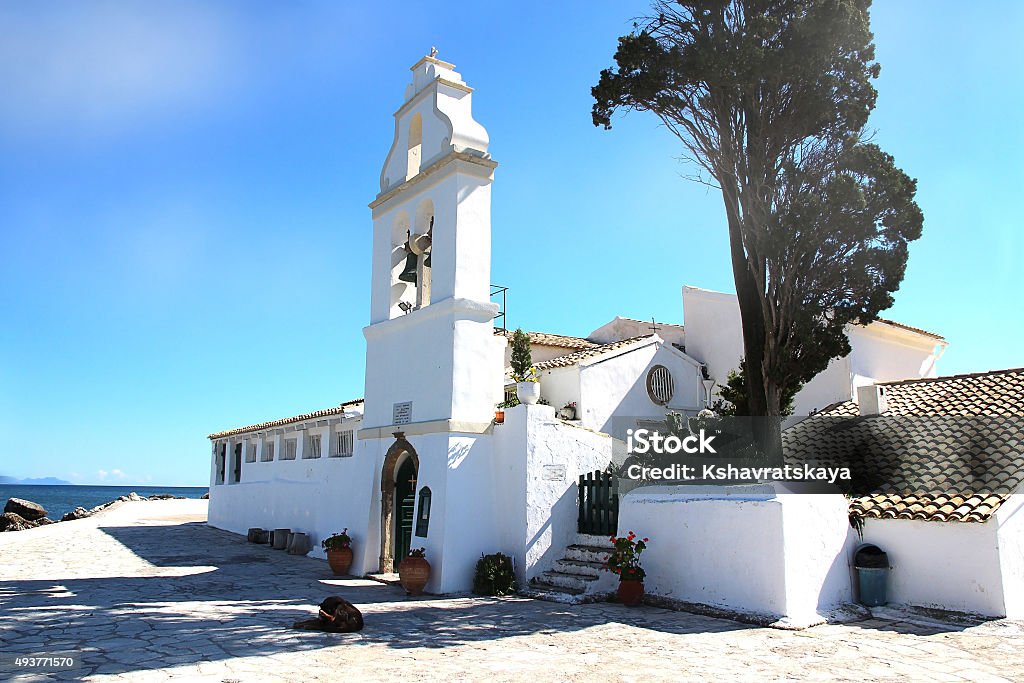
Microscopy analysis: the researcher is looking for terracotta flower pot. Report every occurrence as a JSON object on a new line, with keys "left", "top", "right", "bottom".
{"left": 327, "top": 547, "right": 353, "bottom": 576}
{"left": 618, "top": 579, "right": 644, "bottom": 607}
{"left": 398, "top": 556, "right": 431, "bottom": 596}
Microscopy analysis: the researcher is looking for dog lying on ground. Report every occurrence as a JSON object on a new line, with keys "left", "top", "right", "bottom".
{"left": 292, "top": 595, "right": 364, "bottom": 633}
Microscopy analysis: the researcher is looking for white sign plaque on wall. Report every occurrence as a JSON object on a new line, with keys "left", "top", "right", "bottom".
{"left": 542, "top": 465, "right": 566, "bottom": 482}
{"left": 393, "top": 402, "right": 412, "bottom": 425}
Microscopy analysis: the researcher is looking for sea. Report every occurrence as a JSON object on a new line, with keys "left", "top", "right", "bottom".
{"left": 0, "top": 484, "right": 208, "bottom": 522}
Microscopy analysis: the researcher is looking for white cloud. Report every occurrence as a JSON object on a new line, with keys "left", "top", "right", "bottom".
{"left": 0, "top": 2, "right": 243, "bottom": 138}
{"left": 97, "top": 469, "right": 108, "bottom": 480}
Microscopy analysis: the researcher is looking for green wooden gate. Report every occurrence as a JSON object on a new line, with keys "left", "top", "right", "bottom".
{"left": 577, "top": 470, "right": 618, "bottom": 536}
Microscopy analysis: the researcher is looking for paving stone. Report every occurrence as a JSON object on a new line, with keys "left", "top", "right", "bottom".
{"left": 1, "top": 500, "right": 1024, "bottom": 682}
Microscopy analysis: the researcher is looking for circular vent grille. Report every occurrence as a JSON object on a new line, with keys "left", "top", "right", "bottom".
{"left": 646, "top": 365, "right": 674, "bottom": 406}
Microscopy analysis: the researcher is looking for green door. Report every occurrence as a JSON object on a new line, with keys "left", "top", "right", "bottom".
{"left": 393, "top": 458, "right": 417, "bottom": 571}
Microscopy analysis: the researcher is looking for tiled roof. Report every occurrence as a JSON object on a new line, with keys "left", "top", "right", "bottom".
{"left": 496, "top": 329, "right": 598, "bottom": 350}
{"left": 784, "top": 368, "right": 1024, "bottom": 523}
{"left": 208, "top": 399, "right": 364, "bottom": 440}
{"left": 534, "top": 335, "right": 655, "bottom": 370}
{"left": 875, "top": 318, "right": 945, "bottom": 341}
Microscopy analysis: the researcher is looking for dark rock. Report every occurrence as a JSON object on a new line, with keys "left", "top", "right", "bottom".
{"left": 62, "top": 507, "right": 91, "bottom": 522}
{"left": 0, "top": 512, "right": 37, "bottom": 532}
{"left": 35, "top": 517, "right": 55, "bottom": 525}
{"left": 4, "top": 497, "right": 47, "bottom": 521}
{"left": 201, "top": 492, "right": 210, "bottom": 499}
{"left": 148, "top": 493, "right": 185, "bottom": 500}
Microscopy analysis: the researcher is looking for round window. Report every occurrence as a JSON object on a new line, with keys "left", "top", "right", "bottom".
{"left": 646, "top": 365, "right": 674, "bottom": 406}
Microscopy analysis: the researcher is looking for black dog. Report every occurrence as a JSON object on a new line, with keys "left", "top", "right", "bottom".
{"left": 292, "top": 595, "right": 364, "bottom": 633}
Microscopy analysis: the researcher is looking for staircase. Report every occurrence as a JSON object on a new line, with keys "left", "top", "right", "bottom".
{"left": 521, "top": 535, "right": 619, "bottom": 604}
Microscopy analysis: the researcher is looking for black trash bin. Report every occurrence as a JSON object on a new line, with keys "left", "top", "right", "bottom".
{"left": 854, "top": 544, "right": 889, "bottom": 607}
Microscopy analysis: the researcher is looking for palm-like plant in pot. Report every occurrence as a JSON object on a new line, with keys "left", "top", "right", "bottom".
{"left": 510, "top": 329, "right": 540, "bottom": 405}
{"left": 322, "top": 528, "right": 354, "bottom": 576}
{"left": 603, "top": 531, "right": 649, "bottom": 607}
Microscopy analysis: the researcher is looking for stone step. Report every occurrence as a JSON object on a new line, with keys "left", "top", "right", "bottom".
{"left": 576, "top": 533, "right": 616, "bottom": 547}
{"left": 553, "top": 558, "right": 606, "bottom": 578}
{"left": 520, "top": 586, "right": 586, "bottom": 604}
{"left": 539, "top": 569, "right": 596, "bottom": 591}
{"left": 565, "top": 544, "right": 613, "bottom": 564}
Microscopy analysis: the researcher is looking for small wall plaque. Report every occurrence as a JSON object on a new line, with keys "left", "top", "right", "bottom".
{"left": 393, "top": 401, "right": 412, "bottom": 425}
{"left": 542, "top": 465, "right": 566, "bottom": 482}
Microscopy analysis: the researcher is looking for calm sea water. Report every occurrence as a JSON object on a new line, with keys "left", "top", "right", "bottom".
{"left": 0, "top": 484, "right": 208, "bottom": 522}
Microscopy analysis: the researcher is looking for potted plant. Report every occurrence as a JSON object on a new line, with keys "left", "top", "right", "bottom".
{"left": 322, "top": 528, "right": 353, "bottom": 576}
{"left": 399, "top": 547, "right": 431, "bottom": 595}
{"left": 510, "top": 329, "right": 540, "bottom": 405}
{"left": 558, "top": 401, "right": 577, "bottom": 420}
{"left": 603, "top": 531, "right": 649, "bottom": 607}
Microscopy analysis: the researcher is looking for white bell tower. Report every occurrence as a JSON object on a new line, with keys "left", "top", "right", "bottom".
{"left": 359, "top": 53, "right": 506, "bottom": 593}
{"left": 362, "top": 51, "right": 504, "bottom": 429}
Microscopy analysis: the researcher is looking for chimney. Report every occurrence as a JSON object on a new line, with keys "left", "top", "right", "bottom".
{"left": 857, "top": 384, "right": 888, "bottom": 416}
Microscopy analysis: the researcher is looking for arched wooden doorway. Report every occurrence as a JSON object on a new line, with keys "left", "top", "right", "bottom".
{"left": 380, "top": 436, "right": 419, "bottom": 573}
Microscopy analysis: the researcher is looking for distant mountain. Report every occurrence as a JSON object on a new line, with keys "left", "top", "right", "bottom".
{"left": 0, "top": 476, "right": 72, "bottom": 485}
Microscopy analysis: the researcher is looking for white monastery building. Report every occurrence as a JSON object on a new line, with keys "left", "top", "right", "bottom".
{"left": 208, "top": 54, "right": 1024, "bottom": 624}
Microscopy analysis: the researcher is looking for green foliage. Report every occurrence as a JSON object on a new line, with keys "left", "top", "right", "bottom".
{"left": 603, "top": 531, "right": 649, "bottom": 582}
{"left": 592, "top": 1, "right": 923, "bottom": 422}
{"left": 322, "top": 528, "right": 351, "bottom": 551}
{"left": 509, "top": 329, "right": 536, "bottom": 382}
{"left": 473, "top": 552, "right": 518, "bottom": 596}
{"left": 497, "top": 395, "right": 521, "bottom": 409}
{"left": 715, "top": 360, "right": 799, "bottom": 417}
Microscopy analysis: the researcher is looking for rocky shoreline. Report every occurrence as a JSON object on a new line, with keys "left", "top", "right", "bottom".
{"left": 1, "top": 491, "right": 210, "bottom": 533}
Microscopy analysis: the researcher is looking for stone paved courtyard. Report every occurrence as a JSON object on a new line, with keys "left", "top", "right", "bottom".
{"left": 2, "top": 501, "right": 1024, "bottom": 682}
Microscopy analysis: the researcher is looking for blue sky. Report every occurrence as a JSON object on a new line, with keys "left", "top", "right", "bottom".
{"left": 1, "top": 2, "right": 1021, "bottom": 486}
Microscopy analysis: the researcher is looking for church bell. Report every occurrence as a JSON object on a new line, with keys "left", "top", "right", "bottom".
{"left": 398, "top": 250, "right": 418, "bottom": 284}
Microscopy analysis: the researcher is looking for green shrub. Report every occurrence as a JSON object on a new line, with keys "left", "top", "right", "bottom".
{"left": 473, "top": 552, "right": 518, "bottom": 596}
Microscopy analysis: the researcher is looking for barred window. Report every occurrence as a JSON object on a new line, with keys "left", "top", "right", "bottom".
{"left": 304, "top": 434, "right": 322, "bottom": 459}
{"left": 282, "top": 438, "right": 297, "bottom": 460}
{"left": 646, "top": 365, "right": 674, "bottom": 406}
{"left": 245, "top": 442, "right": 257, "bottom": 463}
{"left": 332, "top": 430, "right": 354, "bottom": 458}
{"left": 261, "top": 441, "right": 275, "bottom": 462}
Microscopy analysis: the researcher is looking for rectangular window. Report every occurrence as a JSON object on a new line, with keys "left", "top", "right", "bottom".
{"left": 332, "top": 430, "right": 354, "bottom": 458}
{"left": 304, "top": 433, "right": 322, "bottom": 459}
{"left": 261, "top": 441, "right": 275, "bottom": 462}
{"left": 282, "top": 438, "right": 297, "bottom": 460}
{"left": 245, "top": 442, "right": 257, "bottom": 463}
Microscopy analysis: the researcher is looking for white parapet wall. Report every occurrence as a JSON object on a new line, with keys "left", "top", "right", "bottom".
{"left": 618, "top": 484, "right": 853, "bottom": 627}
{"left": 492, "top": 403, "right": 614, "bottom": 585}
{"left": 856, "top": 496, "right": 1024, "bottom": 618}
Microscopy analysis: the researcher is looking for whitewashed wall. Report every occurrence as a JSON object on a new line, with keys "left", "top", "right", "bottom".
{"left": 208, "top": 419, "right": 379, "bottom": 574}
{"left": 492, "top": 404, "right": 614, "bottom": 584}
{"left": 588, "top": 317, "right": 686, "bottom": 348}
{"left": 618, "top": 485, "right": 852, "bottom": 626}
{"left": 577, "top": 339, "right": 705, "bottom": 439}
{"left": 856, "top": 517, "right": 1006, "bottom": 616}
{"left": 996, "top": 495, "right": 1024, "bottom": 618}
{"left": 682, "top": 286, "right": 943, "bottom": 415}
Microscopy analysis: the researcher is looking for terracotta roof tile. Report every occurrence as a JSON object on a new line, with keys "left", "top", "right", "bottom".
{"left": 784, "top": 368, "right": 1024, "bottom": 523}
{"left": 533, "top": 335, "right": 655, "bottom": 371}
{"left": 495, "top": 329, "right": 598, "bottom": 350}
{"left": 208, "top": 398, "right": 364, "bottom": 440}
